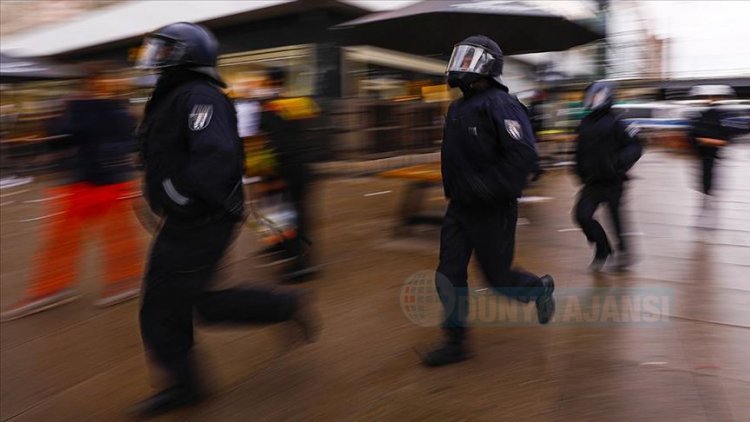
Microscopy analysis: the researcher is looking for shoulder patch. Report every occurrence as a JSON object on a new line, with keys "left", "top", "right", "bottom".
{"left": 188, "top": 104, "right": 213, "bottom": 131}
{"left": 505, "top": 119, "right": 523, "bottom": 141}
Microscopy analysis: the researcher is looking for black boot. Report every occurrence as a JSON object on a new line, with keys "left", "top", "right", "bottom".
{"left": 282, "top": 255, "right": 320, "bottom": 283}
{"left": 589, "top": 244, "right": 611, "bottom": 273}
{"left": 420, "top": 334, "right": 469, "bottom": 367}
{"left": 613, "top": 250, "right": 632, "bottom": 272}
{"left": 291, "top": 290, "right": 321, "bottom": 343}
{"left": 130, "top": 385, "right": 203, "bottom": 417}
{"left": 535, "top": 274, "right": 556, "bottom": 324}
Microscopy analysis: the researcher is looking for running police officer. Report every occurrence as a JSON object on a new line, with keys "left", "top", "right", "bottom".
{"left": 573, "top": 81, "right": 642, "bottom": 271}
{"left": 133, "top": 23, "right": 318, "bottom": 415}
{"left": 423, "top": 35, "right": 555, "bottom": 367}
{"left": 688, "top": 85, "right": 735, "bottom": 228}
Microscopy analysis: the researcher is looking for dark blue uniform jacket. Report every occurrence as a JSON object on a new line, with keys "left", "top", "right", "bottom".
{"left": 138, "top": 71, "right": 244, "bottom": 222}
{"left": 574, "top": 107, "right": 642, "bottom": 186}
{"left": 441, "top": 85, "right": 538, "bottom": 205}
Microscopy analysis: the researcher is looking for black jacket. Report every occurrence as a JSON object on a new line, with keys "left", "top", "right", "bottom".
{"left": 138, "top": 70, "right": 244, "bottom": 222}
{"left": 259, "top": 96, "right": 321, "bottom": 172}
{"left": 50, "top": 99, "right": 136, "bottom": 185}
{"left": 574, "top": 107, "right": 642, "bottom": 186}
{"left": 689, "top": 106, "right": 731, "bottom": 158}
{"left": 441, "top": 85, "right": 538, "bottom": 205}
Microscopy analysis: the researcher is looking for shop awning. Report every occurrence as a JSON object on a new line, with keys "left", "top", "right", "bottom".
{"left": 334, "top": 0, "right": 604, "bottom": 56}
{"left": 1, "top": 0, "right": 407, "bottom": 58}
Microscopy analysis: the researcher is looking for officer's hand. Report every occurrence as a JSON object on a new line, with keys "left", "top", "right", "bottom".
{"left": 698, "top": 137, "right": 728, "bottom": 147}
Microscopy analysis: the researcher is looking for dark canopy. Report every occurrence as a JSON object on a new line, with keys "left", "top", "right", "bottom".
{"left": 334, "top": 0, "right": 603, "bottom": 57}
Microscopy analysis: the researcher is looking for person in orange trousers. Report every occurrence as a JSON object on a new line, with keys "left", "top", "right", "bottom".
{"left": 2, "top": 64, "right": 144, "bottom": 321}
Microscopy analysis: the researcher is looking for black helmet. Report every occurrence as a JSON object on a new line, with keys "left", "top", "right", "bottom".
{"left": 446, "top": 35, "right": 504, "bottom": 87}
{"left": 583, "top": 80, "right": 616, "bottom": 111}
{"left": 135, "top": 22, "right": 224, "bottom": 85}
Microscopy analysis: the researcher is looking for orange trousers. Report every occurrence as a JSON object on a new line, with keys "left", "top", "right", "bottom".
{"left": 26, "top": 180, "right": 144, "bottom": 298}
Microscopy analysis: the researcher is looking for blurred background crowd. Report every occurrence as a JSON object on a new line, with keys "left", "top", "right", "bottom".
{"left": 1, "top": 0, "right": 747, "bottom": 180}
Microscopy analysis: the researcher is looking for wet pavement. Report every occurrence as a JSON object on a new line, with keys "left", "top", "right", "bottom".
{"left": 1, "top": 144, "right": 749, "bottom": 421}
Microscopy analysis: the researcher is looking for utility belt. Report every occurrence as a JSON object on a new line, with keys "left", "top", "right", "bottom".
{"left": 156, "top": 179, "right": 245, "bottom": 229}
{"left": 164, "top": 206, "right": 243, "bottom": 230}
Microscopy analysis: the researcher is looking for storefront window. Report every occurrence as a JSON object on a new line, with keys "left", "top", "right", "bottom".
{"left": 218, "top": 44, "right": 316, "bottom": 98}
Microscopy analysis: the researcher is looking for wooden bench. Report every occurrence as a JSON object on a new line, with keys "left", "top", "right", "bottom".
{"left": 378, "top": 163, "right": 444, "bottom": 234}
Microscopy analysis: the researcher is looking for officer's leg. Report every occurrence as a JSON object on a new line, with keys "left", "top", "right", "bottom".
{"left": 194, "top": 218, "right": 318, "bottom": 338}
{"left": 605, "top": 184, "right": 626, "bottom": 252}
{"left": 606, "top": 185, "right": 633, "bottom": 270}
{"left": 702, "top": 155, "right": 715, "bottom": 196}
{"left": 196, "top": 289, "right": 297, "bottom": 323}
{"left": 574, "top": 186, "right": 611, "bottom": 268}
{"left": 139, "top": 229, "right": 203, "bottom": 392}
{"left": 282, "top": 166, "right": 319, "bottom": 281}
{"left": 470, "top": 202, "right": 555, "bottom": 324}
{"left": 698, "top": 155, "right": 719, "bottom": 229}
{"left": 140, "top": 218, "right": 237, "bottom": 386}
{"left": 423, "top": 201, "right": 472, "bottom": 366}
{"left": 472, "top": 202, "right": 540, "bottom": 302}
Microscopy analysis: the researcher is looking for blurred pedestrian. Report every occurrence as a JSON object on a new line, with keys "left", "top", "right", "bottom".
{"left": 259, "top": 67, "right": 321, "bottom": 282}
{"left": 423, "top": 35, "right": 556, "bottom": 367}
{"left": 573, "top": 81, "right": 642, "bottom": 272}
{"left": 234, "top": 80, "right": 262, "bottom": 139}
{"left": 132, "top": 23, "right": 318, "bottom": 416}
{"left": 1, "top": 64, "right": 143, "bottom": 321}
{"left": 687, "top": 85, "right": 735, "bottom": 228}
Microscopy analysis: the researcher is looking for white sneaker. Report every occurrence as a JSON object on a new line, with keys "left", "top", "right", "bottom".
{"left": 94, "top": 285, "right": 140, "bottom": 308}
{"left": 1, "top": 288, "right": 80, "bottom": 322}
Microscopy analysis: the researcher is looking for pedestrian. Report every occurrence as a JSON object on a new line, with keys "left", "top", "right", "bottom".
{"left": 423, "top": 35, "right": 556, "bottom": 367}
{"left": 132, "top": 22, "right": 318, "bottom": 415}
{"left": 259, "top": 67, "right": 321, "bottom": 282}
{"left": 1, "top": 64, "right": 143, "bottom": 321}
{"left": 687, "top": 85, "right": 735, "bottom": 228}
{"left": 573, "top": 81, "right": 642, "bottom": 271}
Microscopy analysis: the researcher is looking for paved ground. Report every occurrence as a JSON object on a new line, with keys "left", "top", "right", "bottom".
{"left": 1, "top": 145, "right": 749, "bottom": 421}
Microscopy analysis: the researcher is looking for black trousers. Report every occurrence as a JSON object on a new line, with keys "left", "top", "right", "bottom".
{"left": 140, "top": 216, "right": 298, "bottom": 389}
{"left": 280, "top": 164, "right": 312, "bottom": 257}
{"left": 436, "top": 200, "right": 545, "bottom": 341}
{"left": 574, "top": 184, "right": 626, "bottom": 254}
{"left": 701, "top": 155, "right": 716, "bottom": 195}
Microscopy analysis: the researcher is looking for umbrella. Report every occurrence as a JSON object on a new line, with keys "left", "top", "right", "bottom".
{"left": 0, "top": 53, "right": 83, "bottom": 82}
{"left": 333, "top": 0, "right": 603, "bottom": 57}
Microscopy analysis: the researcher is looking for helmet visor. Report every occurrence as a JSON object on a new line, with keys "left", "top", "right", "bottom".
{"left": 583, "top": 85, "right": 612, "bottom": 110}
{"left": 446, "top": 44, "right": 495, "bottom": 75}
{"left": 135, "top": 37, "right": 182, "bottom": 69}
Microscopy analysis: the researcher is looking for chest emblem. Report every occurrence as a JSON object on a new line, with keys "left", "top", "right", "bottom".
{"left": 505, "top": 119, "right": 522, "bottom": 141}
{"left": 188, "top": 104, "right": 213, "bottom": 131}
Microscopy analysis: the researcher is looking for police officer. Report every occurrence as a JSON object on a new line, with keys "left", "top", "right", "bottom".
{"left": 688, "top": 85, "right": 735, "bottom": 228}
{"left": 573, "top": 81, "right": 642, "bottom": 272}
{"left": 259, "top": 67, "right": 321, "bottom": 282}
{"left": 133, "top": 23, "right": 318, "bottom": 415}
{"left": 423, "top": 35, "right": 555, "bottom": 367}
